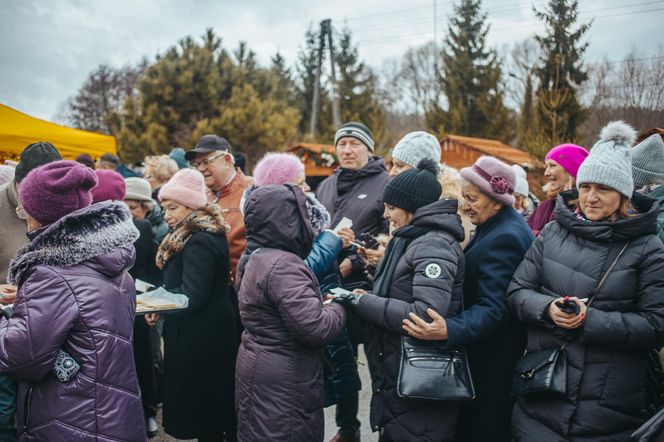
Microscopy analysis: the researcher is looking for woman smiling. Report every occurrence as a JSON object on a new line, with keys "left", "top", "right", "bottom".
{"left": 507, "top": 121, "right": 664, "bottom": 441}
{"left": 527, "top": 143, "right": 589, "bottom": 236}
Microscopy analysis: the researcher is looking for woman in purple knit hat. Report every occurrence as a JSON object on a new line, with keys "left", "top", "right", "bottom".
{"left": 0, "top": 160, "right": 145, "bottom": 441}
{"left": 527, "top": 144, "right": 589, "bottom": 236}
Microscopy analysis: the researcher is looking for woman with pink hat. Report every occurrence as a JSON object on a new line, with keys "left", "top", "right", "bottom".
{"left": 527, "top": 144, "right": 589, "bottom": 236}
{"left": 144, "top": 168, "right": 238, "bottom": 441}
{"left": 402, "top": 156, "right": 535, "bottom": 441}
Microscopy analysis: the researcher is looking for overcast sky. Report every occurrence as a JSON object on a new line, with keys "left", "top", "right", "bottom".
{"left": 1, "top": 0, "right": 662, "bottom": 122}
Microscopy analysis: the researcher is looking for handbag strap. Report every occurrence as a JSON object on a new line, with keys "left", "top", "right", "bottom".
{"left": 587, "top": 241, "right": 630, "bottom": 308}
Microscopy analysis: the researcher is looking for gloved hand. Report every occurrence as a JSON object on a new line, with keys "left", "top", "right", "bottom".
{"left": 330, "top": 291, "right": 362, "bottom": 307}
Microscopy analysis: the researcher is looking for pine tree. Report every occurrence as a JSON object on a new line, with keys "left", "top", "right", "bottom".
{"left": 334, "top": 28, "right": 387, "bottom": 148}
{"left": 436, "top": 0, "right": 514, "bottom": 141}
{"left": 534, "top": 0, "right": 590, "bottom": 145}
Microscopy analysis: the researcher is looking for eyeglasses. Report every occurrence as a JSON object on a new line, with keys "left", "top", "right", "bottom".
{"left": 191, "top": 152, "right": 227, "bottom": 169}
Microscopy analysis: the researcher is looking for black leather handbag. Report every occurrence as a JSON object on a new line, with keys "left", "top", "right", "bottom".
{"left": 396, "top": 335, "right": 476, "bottom": 401}
{"left": 511, "top": 241, "right": 630, "bottom": 398}
{"left": 511, "top": 347, "right": 567, "bottom": 398}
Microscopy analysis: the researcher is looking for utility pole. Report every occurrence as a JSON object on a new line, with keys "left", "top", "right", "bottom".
{"left": 308, "top": 19, "right": 341, "bottom": 138}
{"left": 325, "top": 19, "right": 342, "bottom": 129}
{"left": 308, "top": 20, "right": 327, "bottom": 138}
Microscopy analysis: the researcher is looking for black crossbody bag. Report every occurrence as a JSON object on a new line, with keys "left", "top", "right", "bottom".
{"left": 511, "top": 241, "right": 630, "bottom": 398}
{"left": 396, "top": 294, "right": 476, "bottom": 401}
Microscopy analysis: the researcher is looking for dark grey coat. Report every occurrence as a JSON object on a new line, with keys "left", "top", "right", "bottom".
{"left": 355, "top": 199, "right": 466, "bottom": 441}
{"left": 507, "top": 190, "right": 664, "bottom": 442}
{"left": 236, "top": 185, "right": 346, "bottom": 442}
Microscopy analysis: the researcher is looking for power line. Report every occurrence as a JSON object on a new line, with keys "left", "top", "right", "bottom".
{"left": 355, "top": 3, "right": 664, "bottom": 46}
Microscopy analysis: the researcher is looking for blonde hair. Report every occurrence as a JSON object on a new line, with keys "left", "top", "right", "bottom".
{"left": 439, "top": 164, "right": 473, "bottom": 248}
{"left": 144, "top": 155, "right": 179, "bottom": 184}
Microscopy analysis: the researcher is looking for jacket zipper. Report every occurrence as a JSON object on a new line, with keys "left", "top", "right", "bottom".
{"left": 23, "top": 385, "right": 33, "bottom": 436}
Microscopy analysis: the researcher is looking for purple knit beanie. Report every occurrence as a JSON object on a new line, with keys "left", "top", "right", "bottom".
{"left": 91, "top": 169, "right": 126, "bottom": 203}
{"left": 460, "top": 156, "right": 516, "bottom": 206}
{"left": 158, "top": 168, "right": 208, "bottom": 210}
{"left": 253, "top": 153, "right": 305, "bottom": 186}
{"left": 20, "top": 160, "right": 98, "bottom": 225}
{"left": 544, "top": 144, "right": 589, "bottom": 179}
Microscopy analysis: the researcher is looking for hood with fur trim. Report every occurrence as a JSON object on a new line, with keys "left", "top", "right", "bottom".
{"left": 8, "top": 201, "right": 139, "bottom": 285}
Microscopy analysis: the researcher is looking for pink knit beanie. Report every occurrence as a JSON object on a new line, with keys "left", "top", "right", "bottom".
{"left": 544, "top": 143, "right": 589, "bottom": 179}
{"left": 20, "top": 160, "right": 98, "bottom": 225}
{"left": 460, "top": 156, "right": 516, "bottom": 206}
{"left": 253, "top": 153, "right": 305, "bottom": 186}
{"left": 91, "top": 169, "right": 126, "bottom": 203}
{"left": 158, "top": 168, "right": 207, "bottom": 209}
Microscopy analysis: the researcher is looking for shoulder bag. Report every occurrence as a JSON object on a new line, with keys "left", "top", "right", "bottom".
{"left": 511, "top": 241, "right": 630, "bottom": 398}
{"left": 396, "top": 290, "right": 475, "bottom": 401}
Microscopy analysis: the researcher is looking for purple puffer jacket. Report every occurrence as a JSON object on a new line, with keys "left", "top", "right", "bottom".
{"left": 0, "top": 201, "right": 145, "bottom": 441}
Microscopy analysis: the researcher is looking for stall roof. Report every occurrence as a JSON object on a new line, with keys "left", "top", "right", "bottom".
{"left": 0, "top": 103, "right": 116, "bottom": 159}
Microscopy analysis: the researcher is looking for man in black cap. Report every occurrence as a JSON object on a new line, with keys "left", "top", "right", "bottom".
{"left": 315, "top": 122, "right": 390, "bottom": 442}
{"left": 185, "top": 134, "right": 253, "bottom": 278}
{"left": 0, "top": 141, "right": 62, "bottom": 442}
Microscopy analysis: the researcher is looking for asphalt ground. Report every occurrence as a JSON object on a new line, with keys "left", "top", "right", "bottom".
{"left": 153, "top": 345, "right": 376, "bottom": 441}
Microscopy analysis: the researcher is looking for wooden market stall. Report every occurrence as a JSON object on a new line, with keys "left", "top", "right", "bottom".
{"left": 288, "top": 142, "right": 338, "bottom": 191}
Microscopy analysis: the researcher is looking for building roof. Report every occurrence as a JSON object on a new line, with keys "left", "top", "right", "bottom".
{"left": 288, "top": 142, "right": 335, "bottom": 154}
{"left": 442, "top": 134, "right": 543, "bottom": 168}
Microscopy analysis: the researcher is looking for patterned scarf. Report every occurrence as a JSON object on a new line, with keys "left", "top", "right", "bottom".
{"left": 156, "top": 204, "right": 229, "bottom": 269}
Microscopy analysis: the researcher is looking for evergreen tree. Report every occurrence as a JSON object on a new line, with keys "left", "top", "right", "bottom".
{"left": 335, "top": 28, "right": 386, "bottom": 145}
{"left": 436, "top": 0, "right": 514, "bottom": 141}
{"left": 109, "top": 28, "right": 299, "bottom": 163}
{"left": 534, "top": 0, "right": 590, "bottom": 145}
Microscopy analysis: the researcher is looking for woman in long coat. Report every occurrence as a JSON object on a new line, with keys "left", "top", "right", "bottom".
{"left": 235, "top": 184, "right": 346, "bottom": 442}
{"left": 507, "top": 122, "right": 664, "bottom": 441}
{"left": 148, "top": 168, "right": 237, "bottom": 441}
{"left": 403, "top": 156, "right": 534, "bottom": 442}
{"left": 0, "top": 161, "right": 145, "bottom": 441}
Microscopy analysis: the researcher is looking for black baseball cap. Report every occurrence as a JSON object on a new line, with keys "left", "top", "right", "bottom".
{"left": 185, "top": 134, "right": 233, "bottom": 161}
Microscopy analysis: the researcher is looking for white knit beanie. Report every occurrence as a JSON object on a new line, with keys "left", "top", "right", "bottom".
{"left": 511, "top": 164, "right": 529, "bottom": 196}
{"left": 391, "top": 131, "right": 441, "bottom": 170}
{"left": 576, "top": 121, "right": 636, "bottom": 198}
{"left": 632, "top": 134, "right": 664, "bottom": 188}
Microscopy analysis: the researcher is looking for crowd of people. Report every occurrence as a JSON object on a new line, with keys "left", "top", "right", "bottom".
{"left": 0, "top": 119, "right": 662, "bottom": 442}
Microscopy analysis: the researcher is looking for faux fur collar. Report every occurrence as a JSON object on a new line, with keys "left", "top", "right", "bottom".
{"left": 8, "top": 201, "right": 139, "bottom": 285}
{"left": 156, "top": 204, "right": 228, "bottom": 269}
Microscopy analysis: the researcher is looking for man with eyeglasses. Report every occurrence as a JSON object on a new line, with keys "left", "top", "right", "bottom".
{"left": 185, "top": 134, "right": 253, "bottom": 278}
{"left": 0, "top": 141, "right": 62, "bottom": 442}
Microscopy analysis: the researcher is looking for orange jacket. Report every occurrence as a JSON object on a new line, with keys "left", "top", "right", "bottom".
{"left": 208, "top": 169, "right": 253, "bottom": 278}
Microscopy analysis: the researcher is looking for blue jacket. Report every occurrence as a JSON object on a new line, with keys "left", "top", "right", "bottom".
{"left": 303, "top": 230, "right": 361, "bottom": 404}
{"left": 446, "top": 205, "right": 533, "bottom": 442}
{"left": 304, "top": 230, "right": 342, "bottom": 291}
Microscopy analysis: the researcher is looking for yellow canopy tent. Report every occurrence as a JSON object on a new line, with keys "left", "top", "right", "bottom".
{"left": 0, "top": 103, "right": 116, "bottom": 160}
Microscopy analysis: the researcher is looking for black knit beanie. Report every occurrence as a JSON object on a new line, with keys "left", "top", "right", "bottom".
{"left": 383, "top": 158, "right": 441, "bottom": 213}
{"left": 334, "top": 122, "right": 375, "bottom": 152}
{"left": 15, "top": 141, "right": 63, "bottom": 182}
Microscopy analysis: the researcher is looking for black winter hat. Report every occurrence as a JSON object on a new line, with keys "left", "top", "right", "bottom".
{"left": 15, "top": 141, "right": 63, "bottom": 182}
{"left": 383, "top": 158, "right": 441, "bottom": 214}
{"left": 334, "top": 122, "right": 375, "bottom": 152}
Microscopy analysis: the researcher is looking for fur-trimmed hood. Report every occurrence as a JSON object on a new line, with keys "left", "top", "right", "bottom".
{"left": 8, "top": 201, "right": 139, "bottom": 285}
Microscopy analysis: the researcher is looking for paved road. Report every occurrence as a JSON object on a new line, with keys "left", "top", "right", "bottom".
{"left": 153, "top": 345, "right": 376, "bottom": 441}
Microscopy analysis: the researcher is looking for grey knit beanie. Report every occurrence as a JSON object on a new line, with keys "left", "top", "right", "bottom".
{"left": 632, "top": 134, "right": 664, "bottom": 188}
{"left": 576, "top": 121, "right": 636, "bottom": 198}
{"left": 391, "top": 131, "right": 441, "bottom": 169}
{"left": 334, "top": 122, "right": 374, "bottom": 152}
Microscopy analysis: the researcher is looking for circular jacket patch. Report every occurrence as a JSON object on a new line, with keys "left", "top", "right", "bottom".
{"left": 425, "top": 263, "right": 442, "bottom": 279}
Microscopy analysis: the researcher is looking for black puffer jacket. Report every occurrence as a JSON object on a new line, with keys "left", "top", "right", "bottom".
{"left": 355, "top": 199, "right": 465, "bottom": 441}
{"left": 507, "top": 190, "right": 664, "bottom": 442}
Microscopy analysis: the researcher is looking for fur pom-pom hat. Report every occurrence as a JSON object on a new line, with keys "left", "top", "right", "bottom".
{"left": 253, "top": 153, "right": 304, "bottom": 186}
{"left": 158, "top": 168, "right": 208, "bottom": 210}
{"left": 577, "top": 120, "right": 636, "bottom": 197}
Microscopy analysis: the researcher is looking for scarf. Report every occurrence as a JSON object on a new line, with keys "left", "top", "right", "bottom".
{"left": 372, "top": 224, "right": 432, "bottom": 298}
{"left": 156, "top": 204, "right": 228, "bottom": 269}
